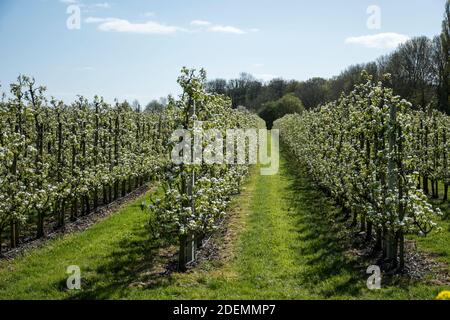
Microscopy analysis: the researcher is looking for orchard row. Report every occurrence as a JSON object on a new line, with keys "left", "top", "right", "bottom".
{"left": 274, "top": 72, "right": 449, "bottom": 271}
{"left": 0, "top": 75, "right": 172, "bottom": 252}
{"left": 0, "top": 69, "right": 262, "bottom": 262}
{"left": 147, "top": 68, "right": 263, "bottom": 270}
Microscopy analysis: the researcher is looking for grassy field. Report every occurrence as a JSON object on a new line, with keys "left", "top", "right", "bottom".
{"left": 0, "top": 189, "right": 158, "bottom": 299}
{"left": 0, "top": 154, "right": 449, "bottom": 300}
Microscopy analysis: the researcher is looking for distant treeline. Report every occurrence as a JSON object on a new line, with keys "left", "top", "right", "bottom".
{"left": 205, "top": 1, "right": 450, "bottom": 121}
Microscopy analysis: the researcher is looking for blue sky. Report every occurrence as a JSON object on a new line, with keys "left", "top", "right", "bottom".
{"left": 0, "top": 0, "right": 446, "bottom": 104}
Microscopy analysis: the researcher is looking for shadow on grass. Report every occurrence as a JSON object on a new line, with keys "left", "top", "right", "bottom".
{"left": 280, "top": 152, "right": 366, "bottom": 297}
{"left": 64, "top": 214, "right": 176, "bottom": 299}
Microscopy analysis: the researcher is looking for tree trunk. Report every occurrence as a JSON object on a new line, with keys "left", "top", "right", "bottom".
{"left": 36, "top": 211, "right": 44, "bottom": 238}
{"left": 81, "top": 196, "right": 86, "bottom": 216}
{"left": 59, "top": 200, "right": 66, "bottom": 228}
{"left": 10, "top": 221, "right": 18, "bottom": 249}
{"left": 93, "top": 102, "right": 99, "bottom": 212}
{"left": 114, "top": 181, "right": 119, "bottom": 200}
{"left": 398, "top": 231, "right": 405, "bottom": 271}
{"left": 84, "top": 194, "right": 90, "bottom": 215}
{"left": 350, "top": 210, "right": 357, "bottom": 228}
{"left": 109, "top": 184, "right": 112, "bottom": 204}
{"left": 435, "top": 180, "right": 439, "bottom": 199}
{"left": 431, "top": 179, "right": 436, "bottom": 198}
{"left": 70, "top": 198, "right": 77, "bottom": 221}
{"left": 121, "top": 179, "right": 126, "bottom": 197}
{"left": 374, "top": 228, "right": 382, "bottom": 252}
{"left": 103, "top": 186, "right": 108, "bottom": 205}
{"left": 93, "top": 189, "right": 98, "bottom": 212}
{"left": 423, "top": 176, "right": 429, "bottom": 195}
{"left": 392, "top": 234, "right": 398, "bottom": 269}
{"left": 342, "top": 205, "right": 350, "bottom": 221}
{"left": 365, "top": 221, "right": 373, "bottom": 242}
{"left": 360, "top": 214, "right": 366, "bottom": 232}
{"left": 128, "top": 177, "right": 132, "bottom": 194}
{"left": 178, "top": 235, "right": 187, "bottom": 272}
{"left": 384, "top": 102, "right": 397, "bottom": 268}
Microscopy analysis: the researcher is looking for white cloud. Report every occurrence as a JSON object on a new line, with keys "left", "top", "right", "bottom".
{"left": 60, "top": 1, "right": 111, "bottom": 11}
{"left": 92, "top": 2, "right": 110, "bottom": 9}
{"left": 345, "top": 32, "right": 410, "bottom": 49}
{"left": 85, "top": 17, "right": 256, "bottom": 36}
{"left": 208, "top": 25, "right": 245, "bottom": 34}
{"left": 86, "top": 17, "right": 186, "bottom": 34}
{"left": 191, "top": 21, "right": 250, "bottom": 35}
{"left": 190, "top": 20, "right": 212, "bottom": 26}
{"left": 249, "top": 28, "right": 260, "bottom": 33}
{"left": 85, "top": 17, "right": 114, "bottom": 23}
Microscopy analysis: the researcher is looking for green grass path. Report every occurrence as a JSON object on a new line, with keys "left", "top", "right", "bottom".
{"left": 0, "top": 153, "right": 449, "bottom": 299}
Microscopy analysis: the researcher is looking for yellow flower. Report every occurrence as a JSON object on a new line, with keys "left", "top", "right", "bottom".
{"left": 436, "top": 290, "right": 450, "bottom": 300}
